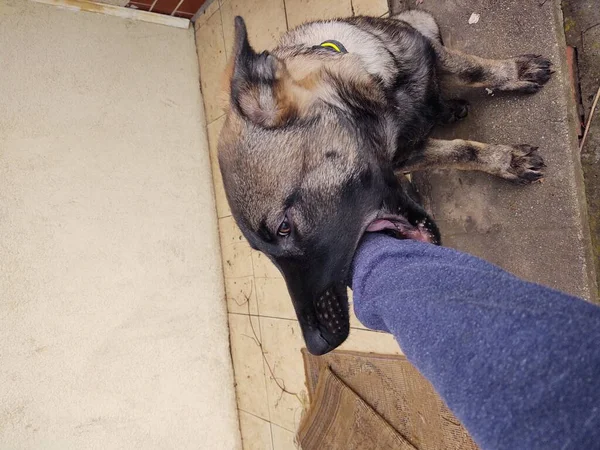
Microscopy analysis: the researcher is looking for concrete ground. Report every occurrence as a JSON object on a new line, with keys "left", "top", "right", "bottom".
{"left": 563, "top": 0, "right": 600, "bottom": 298}
{"left": 391, "top": 0, "right": 598, "bottom": 301}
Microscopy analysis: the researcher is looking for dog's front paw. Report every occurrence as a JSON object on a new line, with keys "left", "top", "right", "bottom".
{"left": 505, "top": 144, "right": 546, "bottom": 184}
{"left": 511, "top": 54, "right": 553, "bottom": 93}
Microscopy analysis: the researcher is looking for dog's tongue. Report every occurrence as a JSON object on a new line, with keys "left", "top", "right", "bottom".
{"left": 366, "top": 218, "right": 433, "bottom": 243}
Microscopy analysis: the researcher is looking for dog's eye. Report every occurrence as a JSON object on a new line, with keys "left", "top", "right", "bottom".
{"left": 277, "top": 218, "right": 291, "bottom": 237}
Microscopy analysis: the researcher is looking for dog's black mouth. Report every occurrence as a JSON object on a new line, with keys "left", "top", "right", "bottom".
{"left": 302, "top": 283, "right": 350, "bottom": 355}
{"left": 366, "top": 213, "right": 439, "bottom": 244}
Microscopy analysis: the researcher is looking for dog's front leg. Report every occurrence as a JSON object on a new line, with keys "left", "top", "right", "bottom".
{"left": 432, "top": 42, "right": 553, "bottom": 94}
{"left": 398, "top": 138, "right": 545, "bottom": 184}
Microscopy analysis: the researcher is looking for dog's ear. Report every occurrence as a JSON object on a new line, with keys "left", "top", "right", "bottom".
{"left": 226, "top": 16, "right": 305, "bottom": 128}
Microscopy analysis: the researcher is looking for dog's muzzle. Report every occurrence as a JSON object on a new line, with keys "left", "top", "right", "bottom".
{"left": 301, "top": 283, "right": 350, "bottom": 355}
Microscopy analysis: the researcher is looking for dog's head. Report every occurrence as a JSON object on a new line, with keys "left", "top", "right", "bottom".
{"left": 218, "top": 17, "right": 440, "bottom": 355}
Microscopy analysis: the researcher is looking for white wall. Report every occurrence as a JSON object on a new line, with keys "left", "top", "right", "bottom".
{"left": 0, "top": 1, "right": 241, "bottom": 448}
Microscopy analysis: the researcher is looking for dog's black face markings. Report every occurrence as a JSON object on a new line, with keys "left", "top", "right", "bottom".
{"left": 237, "top": 168, "right": 385, "bottom": 355}
{"left": 228, "top": 167, "right": 439, "bottom": 356}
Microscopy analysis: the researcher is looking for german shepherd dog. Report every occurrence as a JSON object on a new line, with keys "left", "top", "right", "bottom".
{"left": 218, "top": 10, "right": 551, "bottom": 355}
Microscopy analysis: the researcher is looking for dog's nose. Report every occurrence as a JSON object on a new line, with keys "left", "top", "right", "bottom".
{"left": 304, "top": 330, "right": 336, "bottom": 356}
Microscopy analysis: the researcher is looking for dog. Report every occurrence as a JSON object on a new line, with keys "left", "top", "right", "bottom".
{"left": 217, "top": 10, "right": 551, "bottom": 355}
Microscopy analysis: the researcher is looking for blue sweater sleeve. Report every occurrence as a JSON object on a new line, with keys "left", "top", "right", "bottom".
{"left": 350, "top": 234, "right": 600, "bottom": 450}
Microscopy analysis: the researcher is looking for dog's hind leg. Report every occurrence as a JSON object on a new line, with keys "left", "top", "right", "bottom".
{"left": 431, "top": 42, "right": 553, "bottom": 93}
{"left": 398, "top": 138, "right": 545, "bottom": 184}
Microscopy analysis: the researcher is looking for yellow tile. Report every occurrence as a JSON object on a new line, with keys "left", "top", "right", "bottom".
{"left": 219, "top": 216, "right": 254, "bottom": 278}
{"left": 252, "top": 250, "right": 281, "bottom": 278}
{"left": 229, "top": 314, "right": 270, "bottom": 419}
{"left": 285, "top": 0, "right": 352, "bottom": 30}
{"left": 339, "top": 328, "right": 403, "bottom": 355}
{"left": 256, "top": 276, "right": 295, "bottom": 320}
{"left": 221, "top": 0, "right": 288, "bottom": 55}
{"left": 352, "top": 0, "right": 388, "bottom": 17}
{"left": 260, "top": 317, "right": 309, "bottom": 431}
{"left": 225, "top": 276, "right": 258, "bottom": 315}
{"left": 195, "top": 9, "right": 228, "bottom": 123}
{"left": 238, "top": 411, "right": 274, "bottom": 450}
{"left": 219, "top": 214, "right": 245, "bottom": 246}
{"left": 194, "top": 0, "right": 221, "bottom": 29}
{"left": 207, "top": 115, "right": 232, "bottom": 218}
{"left": 271, "top": 424, "right": 298, "bottom": 449}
